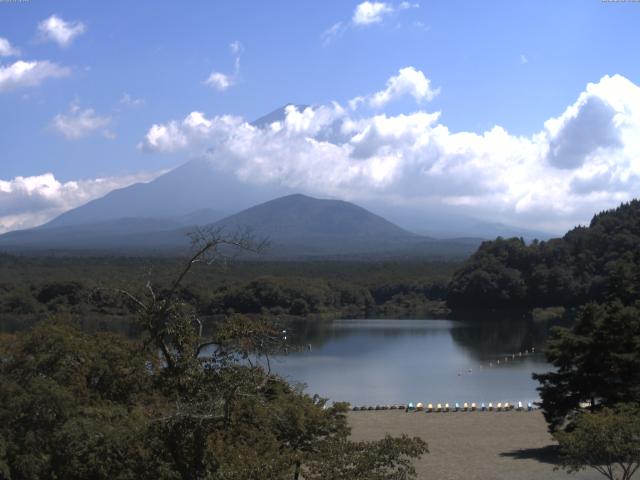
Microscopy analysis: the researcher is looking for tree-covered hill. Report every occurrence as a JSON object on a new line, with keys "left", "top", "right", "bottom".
{"left": 447, "top": 200, "right": 640, "bottom": 308}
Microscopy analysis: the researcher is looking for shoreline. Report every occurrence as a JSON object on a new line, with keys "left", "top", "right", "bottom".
{"left": 348, "top": 410, "right": 602, "bottom": 480}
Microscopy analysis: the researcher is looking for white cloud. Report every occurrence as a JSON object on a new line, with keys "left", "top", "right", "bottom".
{"left": 366, "top": 66, "right": 440, "bottom": 108}
{"left": 520, "top": 54, "right": 528, "bottom": 64}
{"left": 138, "top": 111, "right": 243, "bottom": 152}
{"left": 139, "top": 73, "right": 640, "bottom": 233}
{"left": 0, "top": 171, "right": 160, "bottom": 233}
{"left": 204, "top": 71, "right": 234, "bottom": 91}
{"left": 323, "top": 1, "right": 419, "bottom": 45}
{"left": 321, "top": 22, "right": 347, "bottom": 46}
{"left": 203, "top": 40, "right": 243, "bottom": 92}
{"left": 0, "top": 38, "right": 20, "bottom": 57}
{"left": 37, "top": 15, "right": 86, "bottom": 47}
{"left": 120, "top": 92, "right": 144, "bottom": 107}
{"left": 50, "top": 101, "right": 112, "bottom": 139}
{"left": 353, "top": 2, "right": 394, "bottom": 25}
{"left": 0, "top": 60, "right": 70, "bottom": 93}
{"left": 229, "top": 40, "right": 243, "bottom": 56}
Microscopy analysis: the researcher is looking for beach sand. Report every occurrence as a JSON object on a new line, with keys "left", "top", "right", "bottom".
{"left": 349, "top": 410, "right": 603, "bottom": 480}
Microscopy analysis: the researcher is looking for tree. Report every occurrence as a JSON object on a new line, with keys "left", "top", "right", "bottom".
{"left": 0, "top": 228, "right": 428, "bottom": 479}
{"left": 554, "top": 404, "right": 640, "bottom": 480}
{"left": 305, "top": 434, "right": 428, "bottom": 480}
{"left": 533, "top": 301, "right": 640, "bottom": 431}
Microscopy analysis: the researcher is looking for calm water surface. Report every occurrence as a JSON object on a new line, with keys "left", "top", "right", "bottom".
{"left": 270, "top": 318, "right": 552, "bottom": 406}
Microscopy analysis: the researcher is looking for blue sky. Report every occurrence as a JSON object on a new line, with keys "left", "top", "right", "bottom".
{"left": 1, "top": 0, "right": 640, "bottom": 232}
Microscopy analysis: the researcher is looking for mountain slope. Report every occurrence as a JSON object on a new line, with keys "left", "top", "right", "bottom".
{"left": 214, "top": 194, "right": 413, "bottom": 239}
{"left": 0, "top": 193, "right": 480, "bottom": 259}
{"left": 43, "top": 159, "right": 289, "bottom": 228}
{"left": 209, "top": 194, "right": 478, "bottom": 259}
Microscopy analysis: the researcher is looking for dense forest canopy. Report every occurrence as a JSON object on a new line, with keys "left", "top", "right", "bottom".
{"left": 0, "top": 234, "right": 428, "bottom": 480}
{"left": 447, "top": 200, "right": 640, "bottom": 309}
{"left": 0, "top": 257, "right": 457, "bottom": 333}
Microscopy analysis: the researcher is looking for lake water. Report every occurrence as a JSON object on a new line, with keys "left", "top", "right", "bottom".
{"left": 269, "top": 318, "right": 552, "bottom": 407}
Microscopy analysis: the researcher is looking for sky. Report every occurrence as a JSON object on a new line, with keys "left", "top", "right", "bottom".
{"left": 1, "top": 0, "right": 640, "bottom": 233}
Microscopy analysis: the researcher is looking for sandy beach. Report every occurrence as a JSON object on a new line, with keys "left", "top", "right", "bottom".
{"left": 349, "top": 410, "right": 604, "bottom": 480}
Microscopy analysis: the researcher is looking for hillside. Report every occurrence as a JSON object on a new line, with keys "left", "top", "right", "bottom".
{"left": 43, "top": 159, "right": 289, "bottom": 228}
{"left": 447, "top": 200, "right": 640, "bottom": 308}
{"left": 211, "top": 194, "right": 478, "bottom": 259}
{"left": 0, "top": 193, "right": 481, "bottom": 259}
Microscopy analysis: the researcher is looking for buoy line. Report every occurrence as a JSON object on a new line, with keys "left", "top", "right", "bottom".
{"left": 351, "top": 401, "right": 536, "bottom": 412}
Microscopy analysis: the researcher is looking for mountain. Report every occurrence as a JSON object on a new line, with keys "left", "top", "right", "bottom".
{"left": 44, "top": 159, "right": 290, "bottom": 229}
{"left": 0, "top": 193, "right": 481, "bottom": 259}
{"left": 20, "top": 105, "right": 547, "bottom": 241}
{"left": 210, "top": 193, "right": 419, "bottom": 257}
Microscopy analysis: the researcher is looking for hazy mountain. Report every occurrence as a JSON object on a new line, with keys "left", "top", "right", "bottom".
{"left": 43, "top": 159, "right": 290, "bottom": 229}
{"left": 29, "top": 105, "right": 548, "bottom": 242}
{"left": 0, "top": 193, "right": 481, "bottom": 259}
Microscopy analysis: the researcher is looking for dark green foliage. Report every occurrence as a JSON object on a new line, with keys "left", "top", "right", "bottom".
{"left": 305, "top": 434, "right": 428, "bottom": 480}
{"left": 554, "top": 404, "right": 640, "bottom": 480}
{"left": 0, "top": 238, "right": 428, "bottom": 479}
{"left": 0, "top": 257, "right": 457, "bottom": 331}
{"left": 448, "top": 200, "right": 640, "bottom": 308}
{"left": 534, "top": 301, "right": 640, "bottom": 431}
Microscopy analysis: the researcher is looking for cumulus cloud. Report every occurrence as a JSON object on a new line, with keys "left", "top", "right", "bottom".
{"left": 0, "top": 60, "right": 70, "bottom": 93}
{"left": 139, "top": 73, "right": 640, "bottom": 232}
{"left": 544, "top": 77, "right": 630, "bottom": 169}
{"left": 37, "top": 15, "right": 86, "bottom": 47}
{"left": 204, "top": 72, "right": 234, "bottom": 91}
{"left": 203, "top": 40, "right": 243, "bottom": 92}
{"left": 138, "top": 111, "right": 243, "bottom": 152}
{"left": 353, "top": 1, "right": 394, "bottom": 25}
{"left": 351, "top": 66, "right": 439, "bottom": 109}
{"left": 0, "top": 38, "right": 20, "bottom": 57}
{"left": 0, "top": 171, "right": 160, "bottom": 233}
{"left": 50, "top": 101, "right": 112, "bottom": 139}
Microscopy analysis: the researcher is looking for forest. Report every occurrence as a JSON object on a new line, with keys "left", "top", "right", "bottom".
{"left": 0, "top": 255, "right": 456, "bottom": 333}
{"left": 447, "top": 200, "right": 640, "bottom": 309}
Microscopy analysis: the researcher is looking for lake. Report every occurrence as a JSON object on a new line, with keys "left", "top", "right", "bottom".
{"left": 268, "top": 318, "right": 553, "bottom": 406}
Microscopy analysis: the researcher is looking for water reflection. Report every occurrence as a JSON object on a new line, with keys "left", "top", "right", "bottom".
{"left": 271, "top": 317, "right": 553, "bottom": 406}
